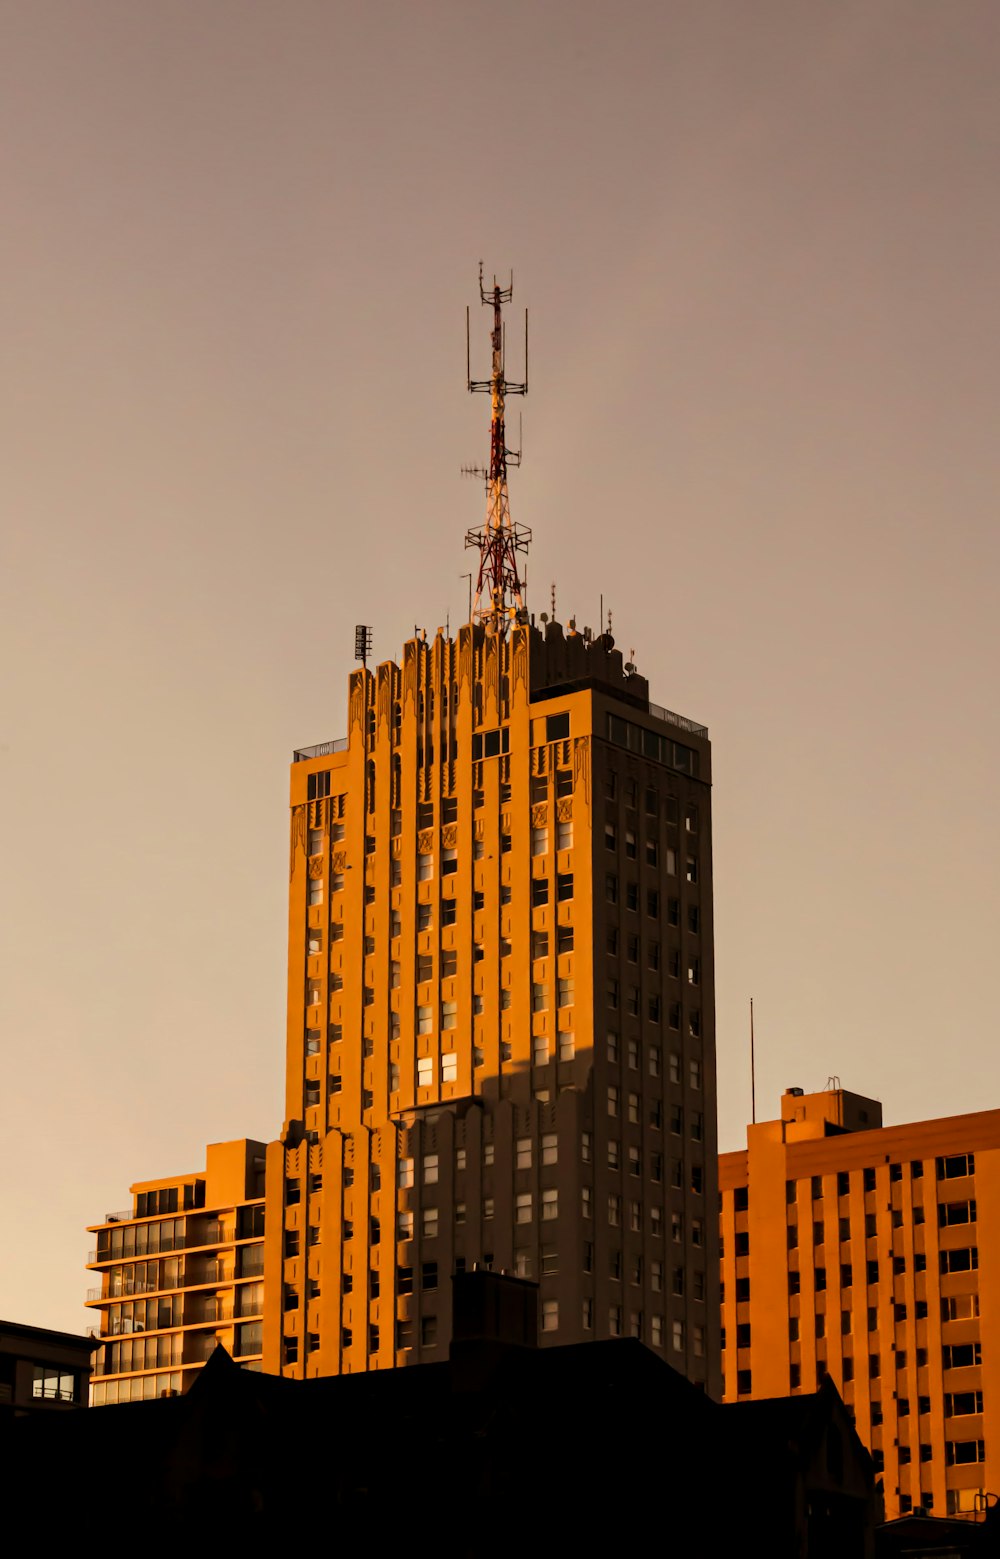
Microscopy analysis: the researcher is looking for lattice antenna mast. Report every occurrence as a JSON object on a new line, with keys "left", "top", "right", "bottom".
{"left": 464, "top": 262, "right": 531, "bottom": 629}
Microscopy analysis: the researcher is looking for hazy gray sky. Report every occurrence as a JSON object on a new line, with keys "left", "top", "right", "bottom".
{"left": 2, "top": 1, "right": 998, "bottom": 1330}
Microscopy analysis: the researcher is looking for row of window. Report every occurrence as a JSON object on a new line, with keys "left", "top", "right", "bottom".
{"left": 762, "top": 1153, "right": 977, "bottom": 1206}
{"left": 604, "top": 771, "right": 694, "bottom": 820}
{"left": 287, "top": 1306, "right": 704, "bottom": 1360}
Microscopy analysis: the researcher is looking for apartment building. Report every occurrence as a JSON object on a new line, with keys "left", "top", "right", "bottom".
{"left": 720, "top": 1087, "right": 1000, "bottom": 1520}
{"left": 85, "top": 1139, "right": 266, "bottom": 1402}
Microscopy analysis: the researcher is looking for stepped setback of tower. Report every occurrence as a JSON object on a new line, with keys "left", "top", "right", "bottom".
{"left": 262, "top": 616, "right": 719, "bottom": 1387}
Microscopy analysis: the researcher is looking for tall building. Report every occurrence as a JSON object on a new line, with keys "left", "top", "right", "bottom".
{"left": 85, "top": 1139, "right": 266, "bottom": 1403}
{"left": 85, "top": 271, "right": 719, "bottom": 1397}
{"left": 719, "top": 1086, "right": 1000, "bottom": 1520}
{"left": 260, "top": 271, "right": 719, "bottom": 1386}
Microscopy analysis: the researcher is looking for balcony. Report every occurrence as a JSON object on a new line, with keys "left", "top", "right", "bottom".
{"left": 647, "top": 700, "right": 708, "bottom": 738}
{"left": 88, "top": 1222, "right": 233, "bottom": 1266}
{"left": 293, "top": 736, "right": 348, "bottom": 763}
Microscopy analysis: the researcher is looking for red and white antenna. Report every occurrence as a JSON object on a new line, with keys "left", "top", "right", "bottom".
{"left": 463, "top": 262, "right": 530, "bottom": 629}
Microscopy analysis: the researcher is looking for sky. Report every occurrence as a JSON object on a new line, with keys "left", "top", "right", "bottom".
{"left": 1, "top": 0, "right": 998, "bottom": 1331}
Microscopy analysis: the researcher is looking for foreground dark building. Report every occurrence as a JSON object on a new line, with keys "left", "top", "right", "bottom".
{"left": 9, "top": 1271, "right": 879, "bottom": 1553}
{"left": 0, "top": 1317, "right": 96, "bottom": 1418}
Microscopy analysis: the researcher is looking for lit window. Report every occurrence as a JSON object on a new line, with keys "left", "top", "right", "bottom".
{"left": 441, "top": 1052, "right": 458, "bottom": 1082}
{"left": 542, "top": 1133, "right": 558, "bottom": 1165}
{"left": 557, "top": 821, "right": 573, "bottom": 851}
{"left": 417, "top": 854, "right": 433, "bottom": 881}
{"left": 516, "top": 1193, "right": 532, "bottom": 1224}
{"left": 423, "top": 1154, "right": 439, "bottom": 1185}
{"left": 541, "top": 1299, "right": 559, "bottom": 1332}
{"left": 417, "top": 1006, "right": 433, "bottom": 1035}
{"left": 441, "top": 1001, "right": 457, "bottom": 1031}
{"left": 422, "top": 1208, "right": 438, "bottom": 1239}
{"left": 557, "top": 978, "right": 574, "bottom": 1008}
{"left": 532, "top": 827, "right": 548, "bottom": 856}
{"left": 416, "top": 1057, "right": 433, "bottom": 1088}
{"left": 558, "top": 1032, "right": 575, "bottom": 1061}
{"left": 541, "top": 1188, "right": 558, "bottom": 1220}
{"left": 672, "top": 1319, "right": 685, "bottom": 1352}
{"left": 532, "top": 983, "right": 549, "bottom": 1012}
{"left": 308, "top": 879, "right": 324, "bottom": 906}
{"left": 516, "top": 1138, "right": 532, "bottom": 1169}
{"left": 397, "top": 1211, "right": 413, "bottom": 1240}
{"left": 532, "top": 1035, "right": 549, "bottom": 1065}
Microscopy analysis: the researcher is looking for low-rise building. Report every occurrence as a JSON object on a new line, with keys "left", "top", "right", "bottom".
{"left": 85, "top": 1138, "right": 267, "bottom": 1402}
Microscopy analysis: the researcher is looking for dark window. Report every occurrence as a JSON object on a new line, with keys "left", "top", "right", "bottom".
{"left": 546, "top": 712, "right": 570, "bottom": 742}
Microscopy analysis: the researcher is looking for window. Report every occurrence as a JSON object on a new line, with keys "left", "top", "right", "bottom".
{"left": 31, "top": 1367, "right": 75, "bottom": 1403}
{"left": 946, "top": 1391, "right": 984, "bottom": 1417}
{"left": 940, "top": 1247, "right": 978, "bottom": 1274}
{"left": 608, "top": 1140, "right": 621, "bottom": 1171}
{"left": 532, "top": 827, "right": 548, "bottom": 856}
{"left": 516, "top": 1193, "right": 532, "bottom": 1224}
{"left": 558, "top": 1032, "right": 575, "bottom": 1061}
{"left": 417, "top": 1005, "right": 433, "bottom": 1036}
{"left": 541, "top": 1299, "right": 559, "bottom": 1333}
{"left": 557, "top": 821, "right": 573, "bottom": 851}
{"left": 946, "top": 1440, "right": 986, "bottom": 1466}
{"left": 608, "top": 1194, "right": 621, "bottom": 1226}
{"left": 441, "top": 1052, "right": 458, "bottom": 1082}
{"left": 416, "top": 1057, "right": 433, "bottom": 1088}
{"left": 557, "top": 977, "right": 574, "bottom": 1008}
{"left": 556, "top": 872, "right": 574, "bottom": 901}
{"left": 398, "top": 1157, "right": 414, "bottom": 1188}
{"left": 943, "top": 1343, "right": 982, "bottom": 1369}
{"left": 423, "top": 1154, "right": 439, "bottom": 1185}
{"left": 608, "top": 1085, "right": 620, "bottom": 1116}
{"left": 938, "top": 1153, "right": 975, "bottom": 1180}
{"left": 441, "top": 1000, "right": 457, "bottom": 1031}
{"left": 542, "top": 1189, "right": 558, "bottom": 1221}
{"left": 542, "top": 1133, "right": 558, "bottom": 1165}
{"left": 609, "top": 1306, "right": 623, "bottom": 1337}
{"left": 582, "top": 1186, "right": 592, "bottom": 1219}
{"left": 689, "top": 1059, "right": 702, "bottom": 1091}
{"left": 417, "top": 853, "right": 433, "bottom": 881}
{"left": 532, "top": 1035, "right": 549, "bottom": 1065}
{"left": 942, "top": 1294, "right": 980, "bottom": 1322}
{"left": 940, "top": 1199, "right": 977, "bottom": 1226}
{"left": 606, "top": 873, "right": 618, "bottom": 905}
{"left": 422, "top": 1208, "right": 438, "bottom": 1239}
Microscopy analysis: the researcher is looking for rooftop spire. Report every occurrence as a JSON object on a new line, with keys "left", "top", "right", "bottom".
{"left": 464, "top": 263, "right": 531, "bottom": 629}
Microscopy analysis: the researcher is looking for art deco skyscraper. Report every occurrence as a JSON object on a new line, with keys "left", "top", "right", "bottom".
{"left": 260, "top": 272, "right": 720, "bottom": 1390}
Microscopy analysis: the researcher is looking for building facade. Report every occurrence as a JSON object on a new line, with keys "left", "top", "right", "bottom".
{"left": 263, "top": 618, "right": 719, "bottom": 1390}
{"left": 720, "top": 1087, "right": 1000, "bottom": 1520}
{"left": 85, "top": 1139, "right": 266, "bottom": 1403}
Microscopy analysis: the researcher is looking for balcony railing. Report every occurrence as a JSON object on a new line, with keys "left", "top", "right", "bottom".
{"left": 88, "top": 1223, "right": 235, "bottom": 1265}
{"left": 647, "top": 701, "right": 708, "bottom": 738}
{"left": 293, "top": 736, "right": 348, "bottom": 763}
